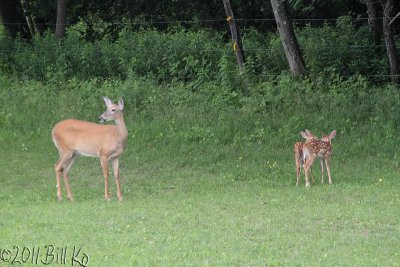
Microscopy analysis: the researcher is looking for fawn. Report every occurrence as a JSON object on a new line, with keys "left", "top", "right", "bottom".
{"left": 294, "top": 140, "right": 315, "bottom": 186}
{"left": 299, "top": 130, "right": 337, "bottom": 187}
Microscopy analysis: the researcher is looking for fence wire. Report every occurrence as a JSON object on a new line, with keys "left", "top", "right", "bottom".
{"left": 0, "top": 16, "right": 399, "bottom": 83}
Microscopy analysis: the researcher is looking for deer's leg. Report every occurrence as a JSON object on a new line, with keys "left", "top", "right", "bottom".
{"left": 325, "top": 158, "right": 333, "bottom": 184}
{"left": 55, "top": 158, "right": 63, "bottom": 201}
{"left": 112, "top": 158, "right": 123, "bottom": 201}
{"left": 54, "top": 151, "right": 71, "bottom": 201}
{"left": 320, "top": 158, "right": 325, "bottom": 184}
{"left": 100, "top": 156, "right": 110, "bottom": 200}
{"left": 62, "top": 153, "right": 75, "bottom": 201}
{"left": 303, "top": 154, "right": 316, "bottom": 188}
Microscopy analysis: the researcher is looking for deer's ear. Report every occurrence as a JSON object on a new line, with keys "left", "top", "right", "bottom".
{"left": 329, "top": 130, "right": 337, "bottom": 140}
{"left": 103, "top": 97, "right": 113, "bottom": 107}
{"left": 118, "top": 98, "right": 124, "bottom": 110}
{"left": 300, "top": 131, "right": 307, "bottom": 139}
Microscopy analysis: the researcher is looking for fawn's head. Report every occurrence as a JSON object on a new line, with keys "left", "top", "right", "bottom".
{"left": 300, "top": 129, "right": 317, "bottom": 142}
{"left": 321, "top": 130, "right": 337, "bottom": 143}
{"left": 99, "top": 97, "right": 124, "bottom": 123}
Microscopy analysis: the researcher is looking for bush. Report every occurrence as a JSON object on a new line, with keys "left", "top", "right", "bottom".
{"left": 1, "top": 73, "right": 400, "bottom": 154}
{"left": 0, "top": 17, "right": 394, "bottom": 85}
{"left": 297, "top": 16, "right": 387, "bottom": 81}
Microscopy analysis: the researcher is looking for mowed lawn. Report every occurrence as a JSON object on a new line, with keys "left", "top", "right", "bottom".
{"left": 0, "top": 132, "right": 399, "bottom": 266}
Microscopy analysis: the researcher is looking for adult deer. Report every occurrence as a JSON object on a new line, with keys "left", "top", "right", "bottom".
{"left": 300, "top": 130, "right": 336, "bottom": 187}
{"left": 52, "top": 97, "right": 128, "bottom": 201}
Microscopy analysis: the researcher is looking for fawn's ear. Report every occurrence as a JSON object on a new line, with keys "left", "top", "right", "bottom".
{"left": 329, "top": 130, "right": 337, "bottom": 140}
{"left": 305, "top": 129, "right": 316, "bottom": 138}
{"left": 300, "top": 131, "right": 308, "bottom": 139}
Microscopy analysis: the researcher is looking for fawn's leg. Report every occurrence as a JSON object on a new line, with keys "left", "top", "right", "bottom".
{"left": 320, "top": 158, "right": 325, "bottom": 184}
{"left": 295, "top": 156, "right": 301, "bottom": 186}
{"left": 325, "top": 158, "right": 333, "bottom": 184}
{"left": 310, "top": 164, "right": 315, "bottom": 184}
{"left": 303, "top": 155, "right": 316, "bottom": 188}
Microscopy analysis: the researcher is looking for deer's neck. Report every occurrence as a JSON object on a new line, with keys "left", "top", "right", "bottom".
{"left": 114, "top": 115, "right": 128, "bottom": 143}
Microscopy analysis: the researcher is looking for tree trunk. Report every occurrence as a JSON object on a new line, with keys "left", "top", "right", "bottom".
{"left": 222, "top": 0, "right": 245, "bottom": 69}
{"left": 20, "top": 0, "right": 36, "bottom": 37}
{"left": 55, "top": 0, "right": 68, "bottom": 39}
{"left": 270, "top": 0, "right": 307, "bottom": 78}
{"left": 222, "top": 0, "right": 249, "bottom": 95}
{"left": 382, "top": 0, "right": 399, "bottom": 85}
{"left": 125, "top": 0, "right": 134, "bottom": 26}
{"left": 0, "top": 0, "right": 30, "bottom": 39}
{"left": 365, "top": 0, "right": 382, "bottom": 45}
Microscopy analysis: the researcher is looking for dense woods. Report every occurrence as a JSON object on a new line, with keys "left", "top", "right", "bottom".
{"left": 0, "top": 0, "right": 399, "bottom": 84}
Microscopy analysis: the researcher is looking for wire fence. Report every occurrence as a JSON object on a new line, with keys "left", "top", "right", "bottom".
{"left": 0, "top": 16, "right": 390, "bottom": 27}
{"left": 0, "top": 16, "right": 399, "bottom": 83}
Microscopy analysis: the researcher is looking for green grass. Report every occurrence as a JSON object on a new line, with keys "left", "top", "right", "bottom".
{"left": 1, "top": 77, "right": 400, "bottom": 266}
{"left": 1, "top": 119, "right": 400, "bottom": 266}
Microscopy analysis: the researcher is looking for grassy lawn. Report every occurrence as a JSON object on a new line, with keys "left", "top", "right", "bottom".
{"left": 1, "top": 126, "right": 399, "bottom": 266}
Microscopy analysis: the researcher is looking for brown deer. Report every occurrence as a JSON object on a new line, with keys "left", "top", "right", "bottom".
{"left": 300, "top": 130, "right": 336, "bottom": 187}
{"left": 52, "top": 97, "right": 128, "bottom": 201}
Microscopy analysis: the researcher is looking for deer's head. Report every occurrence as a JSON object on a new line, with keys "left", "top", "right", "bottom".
{"left": 99, "top": 97, "right": 124, "bottom": 123}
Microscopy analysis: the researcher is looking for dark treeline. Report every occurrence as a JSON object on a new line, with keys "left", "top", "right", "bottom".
{"left": 0, "top": 0, "right": 399, "bottom": 85}
{"left": 0, "top": 0, "right": 383, "bottom": 41}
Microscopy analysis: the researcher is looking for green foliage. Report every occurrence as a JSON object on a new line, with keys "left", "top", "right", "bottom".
{"left": 241, "top": 28, "right": 287, "bottom": 81}
{"left": 115, "top": 27, "right": 226, "bottom": 83}
{"left": 0, "top": 17, "right": 394, "bottom": 85}
{"left": 19, "top": 0, "right": 367, "bottom": 40}
{"left": 298, "top": 16, "right": 387, "bottom": 81}
{"left": 1, "top": 72, "right": 400, "bottom": 157}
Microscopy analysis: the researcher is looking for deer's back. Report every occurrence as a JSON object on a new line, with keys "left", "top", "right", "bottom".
{"left": 52, "top": 119, "right": 119, "bottom": 156}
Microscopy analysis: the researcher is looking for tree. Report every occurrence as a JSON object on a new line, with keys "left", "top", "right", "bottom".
{"left": 382, "top": 0, "right": 399, "bottom": 85}
{"left": 222, "top": 0, "right": 248, "bottom": 95}
{"left": 222, "top": 0, "right": 245, "bottom": 69}
{"left": 20, "top": 0, "right": 38, "bottom": 37}
{"left": 270, "top": 0, "right": 307, "bottom": 77}
{"left": 55, "top": 0, "right": 68, "bottom": 39}
{"left": 364, "top": 0, "right": 382, "bottom": 45}
{"left": 0, "top": 0, "right": 30, "bottom": 38}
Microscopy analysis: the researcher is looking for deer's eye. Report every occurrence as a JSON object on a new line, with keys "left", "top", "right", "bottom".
{"left": 111, "top": 108, "right": 116, "bottom": 112}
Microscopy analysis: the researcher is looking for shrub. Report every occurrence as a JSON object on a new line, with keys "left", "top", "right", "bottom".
{"left": 0, "top": 17, "right": 395, "bottom": 85}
